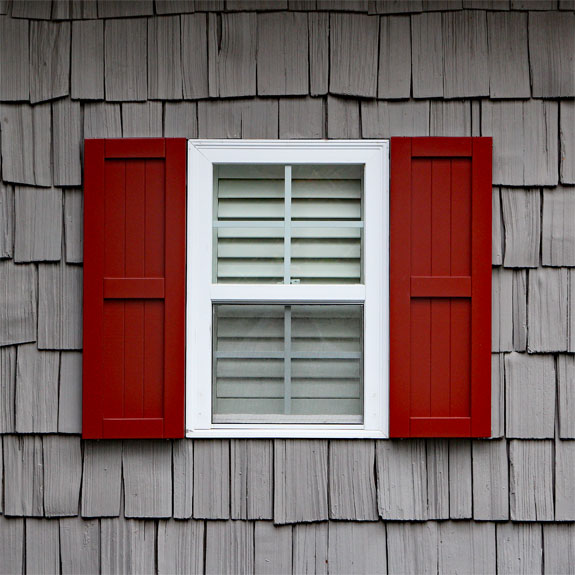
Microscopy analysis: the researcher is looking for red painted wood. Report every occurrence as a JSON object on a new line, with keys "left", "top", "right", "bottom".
{"left": 390, "top": 137, "right": 491, "bottom": 438}
{"left": 83, "top": 138, "right": 187, "bottom": 439}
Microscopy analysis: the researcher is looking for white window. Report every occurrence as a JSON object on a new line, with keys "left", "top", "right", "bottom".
{"left": 187, "top": 140, "right": 389, "bottom": 438}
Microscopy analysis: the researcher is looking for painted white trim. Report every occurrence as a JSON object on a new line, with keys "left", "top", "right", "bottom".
{"left": 186, "top": 140, "right": 390, "bottom": 439}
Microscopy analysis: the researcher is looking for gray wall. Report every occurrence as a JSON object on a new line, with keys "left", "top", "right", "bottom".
{"left": 0, "top": 0, "right": 574, "bottom": 573}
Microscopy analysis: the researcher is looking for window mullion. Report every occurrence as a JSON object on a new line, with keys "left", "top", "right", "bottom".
{"left": 284, "top": 165, "right": 292, "bottom": 285}
{"left": 284, "top": 305, "right": 292, "bottom": 415}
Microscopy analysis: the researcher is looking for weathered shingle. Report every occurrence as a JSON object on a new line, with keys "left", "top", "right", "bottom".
{"left": 58, "top": 351, "right": 82, "bottom": 434}
{"left": 293, "top": 523, "right": 328, "bottom": 575}
{"left": 487, "top": 12, "right": 529, "bottom": 98}
{"left": 274, "top": 440, "right": 328, "bottom": 524}
{"left": 429, "top": 101, "right": 471, "bottom": 136}
{"left": 205, "top": 521, "right": 254, "bottom": 575}
{"left": 570, "top": 269, "right": 575, "bottom": 353}
{"left": 155, "top": 0, "right": 196, "bottom": 14}
{"left": 501, "top": 188, "right": 540, "bottom": 268}
{"left": 71, "top": 20, "right": 104, "bottom": 100}
{"left": 81, "top": 441, "right": 122, "bottom": 518}
{"left": 208, "top": 13, "right": 256, "bottom": 98}
{"left": 376, "top": 440, "right": 427, "bottom": 520}
{"left": 449, "top": 440, "right": 472, "bottom": 519}
{"left": 371, "top": 0, "right": 424, "bottom": 13}
{"left": 561, "top": 101, "right": 575, "bottom": 184}
{"left": 472, "top": 439, "right": 509, "bottom": 520}
{"left": 0, "top": 182, "right": 14, "bottom": 259}
{"left": 12, "top": 0, "right": 52, "bottom": 18}
{"left": 510, "top": 440, "right": 554, "bottom": 521}
{"left": 105, "top": 19, "right": 147, "bottom": 102}
{"left": 123, "top": 440, "right": 172, "bottom": 518}
{"left": 328, "top": 522, "right": 387, "bottom": 573}
{"left": 231, "top": 440, "right": 273, "bottom": 520}
{"left": 0, "top": 347, "right": 16, "bottom": 433}
{"left": 157, "top": 520, "right": 205, "bottom": 575}
{"left": 26, "top": 519, "right": 60, "bottom": 574}
{"left": 43, "top": 436, "right": 82, "bottom": 517}
{"left": 438, "top": 522, "right": 496, "bottom": 574}
{"left": 529, "top": 12, "right": 575, "bottom": 98}
{"left": 318, "top": 0, "right": 368, "bottom": 9}
{"left": 181, "top": 14, "right": 209, "bottom": 100}
{"left": 0, "top": 103, "right": 52, "bottom": 187}
{"left": 121, "top": 102, "right": 163, "bottom": 137}
{"left": 309, "top": 13, "right": 328, "bottom": 95}
{"left": 53, "top": 0, "right": 99, "bottom": 19}
{"left": 491, "top": 354, "right": 505, "bottom": 437}
{"left": 15, "top": 344, "right": 59, "bottom": 433}
{"left": 0, "top": 516, "right": 24, "bottom": 574}
{"left": 164, "top": 102, "right": 198, "bottom": 138}
{"left": 329, "top": 13, "right": 379, "bottom": 97}
{"left": 327, "top": 96, "right": 360, "bottom": 139}
{"left": 361, "top": 100, "right": 430, "bottom": 138}
{"left": 60, "top": 518, "right": 100, "bottom": 575}
{"left": 38, "top": 262, "right": 83, "bottom": 350}
{"left": 558, "top": 355, "right": 575, "bottom": 438}
{"left": 97, "top": 0, "right": 154, "bottom": 17}
{"left": 423, "top": 0, "right": 464, "bottom": 9}
{"left": 254, "top": 522, "right": 292, "bottom": 575}
{"left": 29, "top": 21, "right": 70, "bottom": 104}
{"left": 528, "top": 268, "right": 568, "bottom": 352}
{"left": 64, "top": 189, "right": 83, "bottom": 264}
{"left": 411, "top": 12, "right": 443, "bottom": 98}
{"left": 83, "top": 103, "right": 122, "bottom": 138}
{"left": 378, "top": 15, "right": 411, "bottom": 99}
{"left": 543, "top": 524, "right": 575, "bottom": 575}
{"left": 513, "top": 270, "right": 528, "bottom": 351}
{"left": 148, "top": 16, "right": 183, "bottom": 100}
{"left": 241, "top": 99, "right": 279, "bottom": 139}
{"left": 0, "top": 16, "right": 29, "bottom": 101}
{"left": 556, "top": 439, "right": 575, "bottom": 521}
{"left": 496, "top": 523, "right": 543, "bottom": 574}
{"left": 228, "top": 0, "right": 288, "bottom": 8}
{"left": 173, "top": 440, "right": 193, "bottom": 519}
{"left": 279, "top": 98, "right": 325, "bottom": 139}
{"left": 257, "top": 12, "right": 308, "bottom": 96}
{"left": 492, "top": 267, "right": 513, "bottom": 352}
{"left": 198, "top": 100, "right": 242, "bottom": 138}
{"left": 542, "top": 186, "right": 575, "bottom": 266}
{"left": 387, "top": 522, "right": 438, "bottom": 575}
{"left": 193, "top": 440, "right": 230, "bottom": 519}
{"left": 53, "top": 98, "right": 83, "bottom": 186}
{"left": 426, "top": 439, "right": 449, "bottom": 519}
{"left": 492, "top": 188, "right": 503, "bottom": 265}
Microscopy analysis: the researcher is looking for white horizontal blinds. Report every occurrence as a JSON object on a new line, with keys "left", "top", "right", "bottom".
{"left": 213, "top": 304, "right": 364, "bottom": 423}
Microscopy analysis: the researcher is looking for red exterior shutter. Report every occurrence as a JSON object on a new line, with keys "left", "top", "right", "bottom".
{"left": 83, "top": 139, "right": 186, "bottom": 439}
{"left": 390, "top": 137, "right": 492, "bottom": 438}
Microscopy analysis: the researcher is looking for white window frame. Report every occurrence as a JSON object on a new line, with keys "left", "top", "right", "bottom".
{"left": 186, "top": 140, "right": 389, "bottom": 438}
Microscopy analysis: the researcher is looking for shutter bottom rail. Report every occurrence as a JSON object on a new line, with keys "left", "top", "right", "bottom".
{"left": 410, "top": 417, "right": 472, "bottom": 437}
{"left": 103, "top": 418, "right": 164, "bottom": 439}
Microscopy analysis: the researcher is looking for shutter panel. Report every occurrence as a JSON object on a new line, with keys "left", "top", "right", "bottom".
{"left": 390, "top": 137, "right": 491, "bottom": 438}
{"left": 83, "top": 139, "right": 186, "bottom": 439}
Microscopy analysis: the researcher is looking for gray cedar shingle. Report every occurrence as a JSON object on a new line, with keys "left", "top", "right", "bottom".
{"left": 26, "top": 519, "right": 60, "bottom": 574}
{"left": 0, "top": 182, "right": 14, "bottom": 258}
{"left": 361, "top": 100, "right": 430, "bottom": 138}
{"left": 29, "top": 21, "right": 70, "bottom": 104}
{"left": 43, "top": 436, "right": 82, "bottom": 517}
{"left": 376, "top": 440, "right": 427, "bottom": 520}
{"left": 542, "top": 186, "right": 575, "bottom": 266}
{"left": 38, "top": 262, "right": 83, "bottom": 350}
{"left": 513, "top": 270, "right": 528, "bottom": 351}
{"left": 58, "top": 351, "right": 82, "bottom": 433}
{"left": 463, "top": 1, "right": 511, "bottom": 9}
{"left": 205, "top": 521, "right": 254, "bottom": 575}
{"left": 561, "top": 101, "right": 575, "bottom": 184}
{"left": 100, "top": 519, "right": 156, "bottom": 575}
{"left": 0, "top": 103, "right": 52, "bottom": 187}
{"left": 290, "top": 0, "right": 317, "bottom": 7}
{"left": 411, "top": 12, "right": 443, "bottom": 98}
{"left": 293, "top": 523, "right": 328, "bottom": 575}
{"left": 148, "top": 16, "right": 183, "bottom": 100}
{"left": 15, "top": 344, "right": 59, "bottom": 433}
{"left": 570, "top": 269, "right": 575, "bottom": 352}
{"left": 442, "top": 11, "right": 489, "bottom": 98}
{"left": 423, "top": 0, "right": 464, "bottom": 8}
{"left": 11, "top": 0, "right": 52, "bottom": 18}
{"left": 197, "top": 100, "right": 242, "bottom": 138}
{"left": 556, "top": 439, "right": 575, "bottom": 521}
{"left": 227, "top": 0, "right": 288, "bottom": 8}
{"left": 164, "top": 102, "right": 198, "bottom": 138}
{"left": 543, "top": 524, "right": 575, "bottom": 574}
{"left": 68, "top": 9, "right": 103, "bottom": 55}
{"left": 61, "top": 0, "right": 99, "bottom": 19}
{"left": 378, "top": 16, "right": 411, "bottom": 99}
{"left": 492, "top": 267, "right": 513, "bottom": 352}
{"left": 491, "top": 354, "right": 505, "bottom": 437}
{"left": 329, "top": 440, "right": 378, "bottom": 521}
{"left": 64, "top": 189, "right": 83, "bottom": 264}
{"left": 558, "top": 355, "right": 575, "bottom": 438}
{"left": 309, "top": 13, "right": 328, "bottom": 96}
{"left": 254, "top": 522, "right": 292, "bottom": 575}
{"left": 327, "top": 522, "right": 387, "bottom": 574}
{"left": 529, "top": 12, "right": 575, "bottom": 98}
{"left": 257, "top": 12, "right": 308, "bottom": 96}
{"left": 471, "top": 99, "right": 481, "bottom": 136}
{"left": 0, "top": 517, "right": 24, "bottom": 574}
{"left": 496, "top": 523, "right": 543, "bottom": 574}
{"left": 501, "top": 187, "right": 540, "bottom": 268}
{"left": 510, "top": 440, "right": 554, "bottom": 521}
{"left": 279, "top": 98, "right": 325, "bottom": 139}
{"left": 512, "top": 0, "right": 557, "bottom": 7}
{"left": 492, "top": 188, "right": 503, "bottom": 265}
{"left": 0, "top": 347, "right": 16, "bottom": 433}
{"left": 429, "top": 101, "right": 471, "bottom": 137}
{"left": 448, "top": 440, "right": 472, "bottom": 519}
{"left": 438, "top": 522, "right": 496, "bottom": 574}
{"left": 60, "top": 518, "right": 100, "bottom": 575}
{"left": 426, "top": 439, "right": 449, "bottom": 519}
{"left": 327, "top": 96, "right": 360, "bottom": 139}
{"left": 0, "top": 0, "right": 7, "bottom": 13}
{"left": 472, "top": 439, "right": 509, "bottom": 521}
{"left": 157, "top": 520, "right": 205, "bottom": 575}
{"left": 0, "top": 437, "right": 2, "bottom": 512}
{"left": 97, "top": 0, "right": 153, "bottom": 17}
{"left": 123, "top": 440, "right": 172, "bottom": 518}
{"left": 528, "top": 268, "right": 568, "bottom": 352}
{"left": 559, "top": 0, "right": 575, "bottom": 7}
{"left": 121, "top": 102, "right": 163, "bottom": 137}
{"left": 0, "top": 16, "right": 29, "bottom": 101}
{"left": 482, "top": 100, "right": 559, "bottom": 187}
{"left": 173, "top": 439, "right": 193, "bottom": 519}
{"left": 14, "top": 186, "right": 62, "bottom": 263}
{"left": 208, "top": 13, "right": 256, "bottom": 98}
{"left": 231, "top": 440, "right": 273, "bottom": 520}
{"left": 487, "top": 12, "right": 529, "bottom": 99}
{"left": 196, "top": 0, "right": 225, "bottom": 9}
{"left": 371, "top": 0, "right": 424, "bottom": 12}
{"left": 81, "top": 441, "right": 122, "bottom": 518}
{"left": 181, "top": 14, "right": 209, "bottom": 99}
{"left": 104, "top": 18, "right": 147, "bottom": 102}
{"left": 330, "top": 14, "right": 378, "bottom": 97}
{"left": 505, "top": 352, "right": 555, "bottom": 438}
{"left": 274, "top": 440, "right": 328, "bottom": 524}
{"left": 241, "top": 99, "right": 279, "bottom": 139}
{"left": 3, "top": 435, "right": 44, "bottom": 517}
{"left": 156, "top": 0, "right": 196, "bottom": 14}
{"left": 193, "top": 440, "right": 230, "bottom": 519}
{"left": 53, "top": 98, "right": 83, "bottom": 186}
{"left": 317, "top": 0, "right": 368, "bottom": 9}
{"left": 83, "top": 103, "right": 122, "bottom": 138}
{"left": 0, "top": 260, "right": 36, "bottom": 346}
{"left": 387, "top": 523, "right": 438, "bottom": 575}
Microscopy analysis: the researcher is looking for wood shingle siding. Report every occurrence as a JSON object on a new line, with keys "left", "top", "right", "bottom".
{"left": 426, "top": 439, "right": 449, "bottom": 518}
{"left": 0, "top": 183, "right": 14, "bottom": 259}
{"left": 193, "top": 440, "right": 231, "bottom": 519}
{"left": 0, "top": 516, "right": 24, "bottom": 574}
{"left": 361, "top": 100, "right": 430, "bottom": 137}
{"left": 71, "top": 20, "right": 104, "bottom": 100}
{"left": 328, "top": 522, "right": 387, "bottom": 573}
{"left": 327, "top": 96, "right": 360, "bottom": 139}
{"left": 0, "top": 347, "right": 16, "bottom": 433}
{"left": 561, "top": 100, "right": 575, "bottom": 184}
{"left": 472, "top": 439, "right": 509, "bottom": 520}
{"left": 557, "top": 354, "right": 575, "bottom": 438}
{"left": 438, "top": 522, "right": 496, "bottom": 574}
{"left": 386, "top": 522, "right": 438, "bottom": 574}
{"left": 254, "top": 522, "right": 293, "bottom": 575}
{"left": 58, "top": 351, "right": 83, "bottom": 433}
{"left": 26, "top": 518, "right": 60, "bottom": 575}
{"left": 64, "top": 189, "right": 83, "bottom": 264}
{"left": 542, "top": 186, "right": 575, "bottom": 267}
{"left": 157, "top": 520, "right": 205, "bottom": 575}
{"left": 492, "top": 267, "right": 513, "bottom": 351}
{"left": 59, "top": 518, "right": 101, "bottom": 575}
{"left": 181, "top": 14, "right": 209, "bottom": 99}
{"left": 378, "top": 15, "right": 411, "bottom": 99}
{"left": 496, "top": 523, "right": 543, "bottom": 574}
{"left": 205, "top": 520, "right": 254, "bottom": 575}
{"left": 52, "top": 98, "right": 83, "bottom": 186}
{"left": 173, "top": 439, "right": 194, "bottom": 519}
{"left": 491, "top": 353, "right": 505, "bottom": 437}
{"left": 0, "top": 16, "right": 29, "bottom": 101}
{"left": 543, "top": 524, "right": 575, "bottom": 575}
{"left": 429, "top": 101, "right": 471, "bottom": 137}
{"left": 555, "top": 438, "right": 575, "bottom": 521}
{"left": 292, "top": 523, "right": 328, "bottom": 574}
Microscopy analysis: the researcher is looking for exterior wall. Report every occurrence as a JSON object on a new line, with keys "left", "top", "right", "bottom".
{"left": 0, "top": 0, "right": 574, "bottom": 572}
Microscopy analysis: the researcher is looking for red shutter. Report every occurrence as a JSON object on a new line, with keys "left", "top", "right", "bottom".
{"left": 390, "top": 137, "right": 491, "bottom": 438}
{"left": 83, "top": 139, "right": 186, "bottom": 439}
